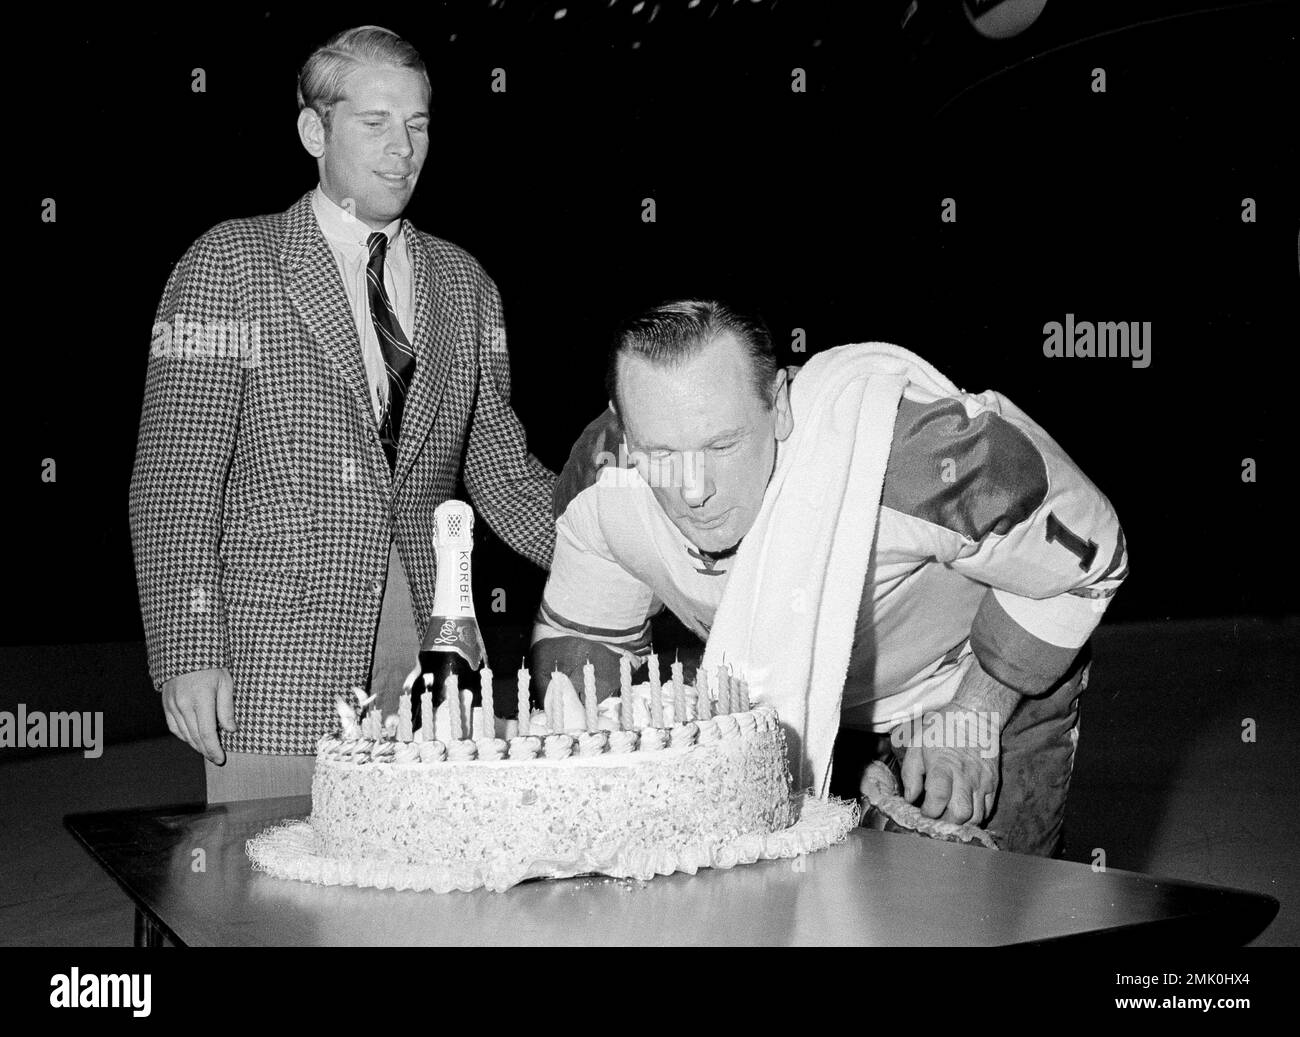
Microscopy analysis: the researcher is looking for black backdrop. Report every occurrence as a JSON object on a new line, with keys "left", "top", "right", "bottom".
{"left": 11, "top": 0, "right": 1295, "bottom": 650}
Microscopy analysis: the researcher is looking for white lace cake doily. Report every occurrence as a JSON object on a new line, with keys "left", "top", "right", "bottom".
{"left": 247, "top": 792, "right": 860, "bottom": 893}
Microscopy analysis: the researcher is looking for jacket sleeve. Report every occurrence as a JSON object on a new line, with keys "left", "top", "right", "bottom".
{"left": 128, "top": 230, "right": 244, "bottom": 690}
{"left": 461, "top": 274, "right": 558, "bottom": 569}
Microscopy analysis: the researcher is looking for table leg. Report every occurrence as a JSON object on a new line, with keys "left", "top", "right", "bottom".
{"left": 133, "top": 907, "right": 163, "bottom": 948}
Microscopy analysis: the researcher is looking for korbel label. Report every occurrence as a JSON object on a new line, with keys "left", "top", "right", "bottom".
{"left": 422, "top": 615, "right": 486, "bottom": 669}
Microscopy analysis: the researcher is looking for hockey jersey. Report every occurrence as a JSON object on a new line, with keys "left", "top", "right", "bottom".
{"left": 534, "top": 373, "right": 1127, "bottom": 731}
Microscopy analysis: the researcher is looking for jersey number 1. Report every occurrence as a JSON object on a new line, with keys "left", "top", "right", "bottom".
{"left": 1046, "top": 512, "right": 1097, "bottom": 572}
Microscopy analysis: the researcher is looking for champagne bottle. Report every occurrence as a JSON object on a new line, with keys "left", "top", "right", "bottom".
{"left": 414, "top": 500, "right": 487, "bottom": 737}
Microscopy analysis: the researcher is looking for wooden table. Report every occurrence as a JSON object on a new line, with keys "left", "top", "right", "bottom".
{"left": 66, "top": 796, "right": 1277, "bottom": 946}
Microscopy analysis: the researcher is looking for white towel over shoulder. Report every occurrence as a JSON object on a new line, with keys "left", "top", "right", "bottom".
{"left": 701, "top": 342, "right": 963, "bottom": 797}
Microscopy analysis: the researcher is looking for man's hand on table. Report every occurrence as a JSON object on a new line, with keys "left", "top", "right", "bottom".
{"left": 899, "top": 708, "right": 1002, "bottom": 826}
{"left": 896, "top": 657, "right": 1020, "bottom": 827}
{"left": 162, "top": 667, "right": 236, "bottom": 764}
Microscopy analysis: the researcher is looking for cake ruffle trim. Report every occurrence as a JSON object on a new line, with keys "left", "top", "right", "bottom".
{"left": 246, "top": 792, "right": 859, "bottom": 893}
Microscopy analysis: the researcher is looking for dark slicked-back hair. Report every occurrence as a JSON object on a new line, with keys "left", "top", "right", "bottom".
{"left": 605, "top": 300, "right": 778, "bottom": 416}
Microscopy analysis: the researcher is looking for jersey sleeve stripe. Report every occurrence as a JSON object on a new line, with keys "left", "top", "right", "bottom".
{"left": 970, "top": 589, "right": 1086, "bottom": 695}
{"left": 1096, "top": 526, "right": 1128, "bottom": 582}
{"left": 538, "top": 598, "right": 649, "bottom": 640}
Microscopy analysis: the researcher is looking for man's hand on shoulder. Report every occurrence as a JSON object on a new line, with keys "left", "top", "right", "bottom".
{"left": 161, "top": 667, "right": 236, "bottom": 764}
{"left": 554, "top": 407, "right": 625, "bottom": 520}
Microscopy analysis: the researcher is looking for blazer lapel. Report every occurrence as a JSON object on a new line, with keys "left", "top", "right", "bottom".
{"left": 279, "top": 191, "right": 386, "bottom": 468}
{"left": 394, "top": 229, "right": 458, "bottom": 489}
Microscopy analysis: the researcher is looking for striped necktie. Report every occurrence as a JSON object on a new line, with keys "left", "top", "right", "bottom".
{"left": 366, "top": 231, "right": 417, "bottom": 472}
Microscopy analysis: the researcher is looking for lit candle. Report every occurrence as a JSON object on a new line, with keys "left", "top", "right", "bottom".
{"left": 420, "top": 680, "right": 434, "bottom": 742}
{"left": 352, "top": 688, "right": 369, "bottom": 737}
{"left": 481, "top": 666, "right": 495, "bottom": 739}
{"left": 619, "top": 654, "right": 634, "bottom": 730}
{"left": 335, "top": 696, "right": 361, "bottom": 740}
{"left": 446, "top": 674, "right": 461, "bottom": 741}
{"left": 517, "top": 659, "right": 531, "bottom": 738}
{"left": 716, "top": 664, "right": 730, "bottom": 714}
{"left": 671, "top": 656, "right": 686, "bottom": 726}
{"left": 583, "top": 660, "right": 598, "bottom": 732}
{"left": 648, "top": 649, "right": 664, "bottom": 727}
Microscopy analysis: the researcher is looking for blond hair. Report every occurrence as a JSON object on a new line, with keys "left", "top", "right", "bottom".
{"left": 296, "top": 25, "right": 430, "bottom": 133}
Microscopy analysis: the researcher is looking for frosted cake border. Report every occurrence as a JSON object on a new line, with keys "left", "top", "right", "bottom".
{"left": 247, "top": 791, "right": 858, "bottom": 893}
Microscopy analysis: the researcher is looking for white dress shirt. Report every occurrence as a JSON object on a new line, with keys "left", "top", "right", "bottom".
{"left": 311, "top": 185, "right": 414, "bottom": 424}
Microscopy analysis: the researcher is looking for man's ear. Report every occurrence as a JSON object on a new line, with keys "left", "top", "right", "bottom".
{"left": 297, "top": 107, "right": 327, "bottom": 159}
{"left": 773, "top": 368, "right": 794, "bottom": 441}
{"left": 606, "top": 400, "right": 629, "bottom": 454}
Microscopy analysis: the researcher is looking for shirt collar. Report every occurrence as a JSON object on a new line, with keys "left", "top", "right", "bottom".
{"left": 311, "top": 184, "right": 404, "bottom": 251}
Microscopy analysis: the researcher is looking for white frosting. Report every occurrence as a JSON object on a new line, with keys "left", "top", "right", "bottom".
{"left": 249, "top": 792, "right": 858, "bottom": 894}
{"left": 392, "top": 743, "right": 420, "bottom": 765}
{"left": 670, "top": 722, "right": 699, "bottom": 749}
{"left": 446, "top": 740, "right": 478, "bottom": 762}
{"left": 476, "top": 738, "right": 508, "bottom": 761}
{"left": 508, "top": 736, "right": 541, "bottom": 760}
{"left": 638, "top": 728, "right": 668, "bottom": 752}
{"left": 345, "top": 738, "right": 374, "bottom": 764}
{"left": 323, "top": 709, "right": 777, "bottom": 766}
{"left": 416, "top": 740, "right": 446, "bottom": 764}
{"left": 714, "top": 715, "right": 740, "bottom": 739}
{"left": 575, "top": 731, "right": 609, "bottom": 757}
{"left": 543, "top": 734, "right": 573, "bottom": 760}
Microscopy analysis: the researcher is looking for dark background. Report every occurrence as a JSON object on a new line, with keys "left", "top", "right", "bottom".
{"left": 10, "top": 0, "right": 1295, "bottom": 656}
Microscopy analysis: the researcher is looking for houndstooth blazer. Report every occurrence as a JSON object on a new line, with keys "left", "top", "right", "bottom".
{"left": 129, "top": 190, "right": 556, "bottom": 754}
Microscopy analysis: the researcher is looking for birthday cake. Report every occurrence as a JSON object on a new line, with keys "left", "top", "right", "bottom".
{"left": 247, "top": 670, "right": 858, "bottom": 893}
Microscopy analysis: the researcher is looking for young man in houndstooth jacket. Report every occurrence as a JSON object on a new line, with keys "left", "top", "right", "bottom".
{"left": 129, "top": 26, "right": 556, "bottom": 802}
